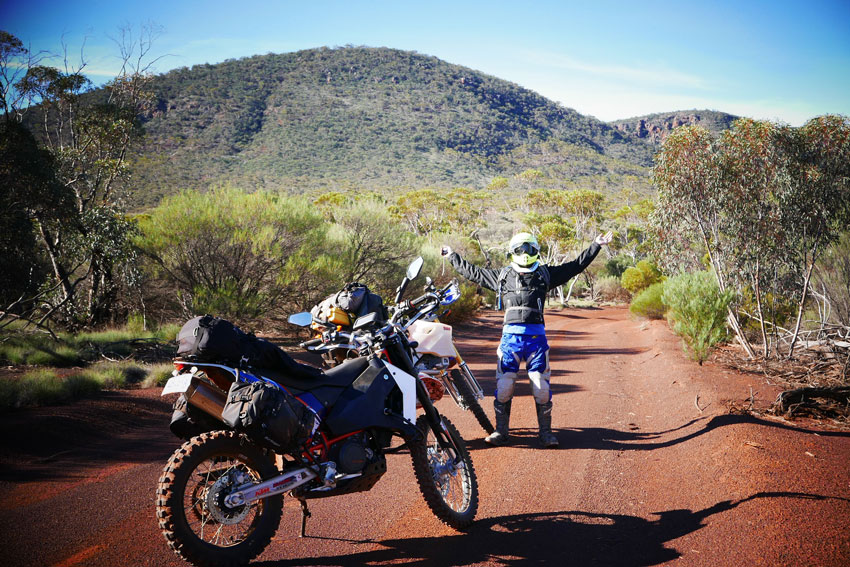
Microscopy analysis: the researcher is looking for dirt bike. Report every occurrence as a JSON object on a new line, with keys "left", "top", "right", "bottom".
{"left": 302, "top": 259, "right": 494, "bottom": 435}
{"left": 156, "top": 260, "right": 478, "bottom": 567}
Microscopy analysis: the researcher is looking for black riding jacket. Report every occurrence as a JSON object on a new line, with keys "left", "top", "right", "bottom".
{"left": 448, "top": 242, "right": 601, "bottom": 325}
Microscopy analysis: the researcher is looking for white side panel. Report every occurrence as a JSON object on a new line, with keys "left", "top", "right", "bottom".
{"left": 161, "top": 373, "right": 193, "bottom": 396}
{"left": 383, "top": 362, "right": 418, "bottom": 424}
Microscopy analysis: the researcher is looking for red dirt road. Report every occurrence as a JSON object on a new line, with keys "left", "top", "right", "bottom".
{"left": 1, "top": 306, "right": 849, "bottom": 566}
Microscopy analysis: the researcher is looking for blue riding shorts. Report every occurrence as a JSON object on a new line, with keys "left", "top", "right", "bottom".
{"left": 498, "top": 332, "right": 550, "bottom": 375}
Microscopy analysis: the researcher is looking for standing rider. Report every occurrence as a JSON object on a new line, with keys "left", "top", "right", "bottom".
{"left": 441, "top": 231, "right": 612, "bottom": 447}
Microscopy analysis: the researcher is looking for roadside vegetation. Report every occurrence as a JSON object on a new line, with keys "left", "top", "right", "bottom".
{"left": 0, "top": 321, "right": 178, "bottom": 411}
{"left": 1, "top": 30, "right": 848, "bottom": 420}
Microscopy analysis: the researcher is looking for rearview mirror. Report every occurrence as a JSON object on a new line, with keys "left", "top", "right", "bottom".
{"left": 406, "top": 256, "right": 424, "bottom": 280}
{"left": 288, "top": 312, "right": 313, "bottom": 327}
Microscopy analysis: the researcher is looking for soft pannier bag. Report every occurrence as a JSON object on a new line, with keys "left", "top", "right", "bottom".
{"left": 221, "top": 380, "right": 315, "bottom": 449}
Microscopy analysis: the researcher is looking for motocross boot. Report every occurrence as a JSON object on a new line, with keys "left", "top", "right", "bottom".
{"left": 485, "top": 400, "right": 511, "bottom": 446}
{"left": 536, "top": 401, "right": 559, "bottom": 448}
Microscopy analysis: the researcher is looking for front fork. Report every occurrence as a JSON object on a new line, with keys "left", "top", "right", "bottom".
{"left": 415, "top": 378, "right": 464, "bottom": 463}
{"left": 439, "top": 348, "right": 485, "bottom": 409}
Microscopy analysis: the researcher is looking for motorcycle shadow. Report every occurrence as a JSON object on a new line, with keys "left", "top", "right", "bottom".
{"left": 255, "top": 492, "right": 840, "bottom": 566}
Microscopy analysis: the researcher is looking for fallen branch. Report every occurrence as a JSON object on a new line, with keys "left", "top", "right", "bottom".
{"left": 775, "top": 386, "right": 850, "bottom": 414}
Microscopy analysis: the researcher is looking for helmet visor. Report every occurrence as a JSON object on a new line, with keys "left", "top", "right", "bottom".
{"left": 511, "top": 242, "right": 539, "bottom": 256}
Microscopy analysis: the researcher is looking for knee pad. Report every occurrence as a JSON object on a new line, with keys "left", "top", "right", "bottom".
{"left": 528, "top": 371, "right": 551, "bottom": 404}
{"left": 495, "top": 371, "right": 518, "bottom": 403}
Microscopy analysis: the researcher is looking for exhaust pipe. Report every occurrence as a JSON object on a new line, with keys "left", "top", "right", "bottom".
{"left": 185, "top": 378, "right": 227, "bottom": 419}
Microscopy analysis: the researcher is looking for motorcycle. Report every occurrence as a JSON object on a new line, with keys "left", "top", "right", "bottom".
{"left": 156, "top": 259, "right": 478, "bottom": 567}
{"left": 302, "top": 259, "right": 494, "bottom": 435}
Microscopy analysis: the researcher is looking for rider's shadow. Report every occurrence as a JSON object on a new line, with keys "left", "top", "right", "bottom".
{"left": 256, "top": 492, "right": 843, "bottom": 566}
{"left": 486, "top": 413, "right": 850, "bottom": 451}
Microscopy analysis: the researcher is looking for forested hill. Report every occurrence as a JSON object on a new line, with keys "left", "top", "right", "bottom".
{"left": 126, "top": 47, "right": 729, "bottom": 207}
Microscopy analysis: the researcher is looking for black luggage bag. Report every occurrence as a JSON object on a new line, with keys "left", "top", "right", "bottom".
{"left": 176, "top": 315, "right": 323, "bottom": 380}
{"left": 221, "top": 379, "right": 315, "bottom": 449}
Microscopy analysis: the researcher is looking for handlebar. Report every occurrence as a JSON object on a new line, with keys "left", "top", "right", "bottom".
{"left": 392, "top": 279, "right": 458, "bottom": 326}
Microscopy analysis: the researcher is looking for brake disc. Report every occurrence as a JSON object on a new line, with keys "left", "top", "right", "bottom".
{"left": 205, "top": 473, "right": 252, "bottom": 525}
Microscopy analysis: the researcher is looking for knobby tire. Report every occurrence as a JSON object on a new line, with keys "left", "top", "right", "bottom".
{"left": 156, "top": 430, "right": 282, "bottom": 567}
{"left": 408, "top": 415, "right": 479, "bottom": 529}
{"left": 451, "top": 368, "right": 495, "bottom": 434}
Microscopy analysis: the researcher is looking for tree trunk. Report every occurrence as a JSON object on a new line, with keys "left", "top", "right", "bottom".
{"left": 776, "top": 386, "right": 850, "bottom": 414}
{"left": 37, "top": 222, "right": 75, "bottom": 311}
{"left": 726, "top": 308, "right": 756, "bottom": 358}
{"left": 753, "top": 260, "right": 769, "bottom": 358}
{"left": 788, "top": 254, "right": 817, "bottom": 358}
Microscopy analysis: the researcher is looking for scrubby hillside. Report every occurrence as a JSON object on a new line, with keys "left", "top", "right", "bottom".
{"left": 128, "top": 47, "right": 661, "bottom": 206}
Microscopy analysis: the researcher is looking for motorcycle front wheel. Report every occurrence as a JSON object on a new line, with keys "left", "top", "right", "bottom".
{"left": 156, "top": 431, "right": 282, "bottom": 567}
{"left": 409, "top": 415, "right": 478, "bottom": 529}
{"left": 451, "top": 368, "right": 495, "bottom": 435}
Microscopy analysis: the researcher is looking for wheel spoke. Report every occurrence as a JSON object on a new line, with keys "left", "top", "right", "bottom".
{"left": 181, "top": 452, "right": 263, "bottom": 546}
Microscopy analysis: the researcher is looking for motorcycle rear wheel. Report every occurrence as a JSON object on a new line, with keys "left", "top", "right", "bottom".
{"left": 156, "top": 431, "right": 282, "bottom": 567}
{"left": 451, "top": 368, "right": 495, "bottom": 434}
{"left": 409, "top": 415, "right": 478, "bottom": 529}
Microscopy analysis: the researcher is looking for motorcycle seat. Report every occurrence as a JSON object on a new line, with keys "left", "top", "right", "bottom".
{"left": 257, "top": 356, "right": 370, "bottom": 392}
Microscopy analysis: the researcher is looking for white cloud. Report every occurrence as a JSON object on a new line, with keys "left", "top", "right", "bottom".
{"left": 518, "top": 48, "right": 710, "bottom": 90}
{"left": 555, "top": 88, "right": 818, "bottom": 126}
{"left": 501, "top": 60, "right": 818, "bottom": 126}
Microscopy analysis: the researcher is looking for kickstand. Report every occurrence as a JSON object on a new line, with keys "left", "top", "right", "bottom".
{"left": 299, "top": 499, "right": 311, "bottom": 537}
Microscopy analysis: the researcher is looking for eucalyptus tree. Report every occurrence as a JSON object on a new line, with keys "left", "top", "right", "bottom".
{"left": 653, "top": 116, "right": 850, "bottom": 359}
{"left": 777, "top": 116, "right": 850, "bottom": 356}
{"left": 652, "top": 124, "right": 756, "bottom": 357}
{"left": 1, "top": 27, "right": 159, "bottom": 329}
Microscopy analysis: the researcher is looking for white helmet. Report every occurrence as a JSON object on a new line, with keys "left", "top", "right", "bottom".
{"left": 508, "top": 232, "right": 540, "bottom": 268}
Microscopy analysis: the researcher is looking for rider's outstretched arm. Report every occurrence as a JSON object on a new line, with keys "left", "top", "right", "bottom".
{"left": 441, "top": 246, "right": 501, "bottom": 291}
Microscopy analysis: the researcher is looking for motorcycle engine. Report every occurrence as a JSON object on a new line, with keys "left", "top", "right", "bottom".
{"left": 333, "top": 434, "right": 375, "bottom": 474}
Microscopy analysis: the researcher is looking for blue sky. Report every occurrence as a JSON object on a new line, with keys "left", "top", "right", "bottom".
{"left": 2, "top": 0, "right": 848, "bottom": 125}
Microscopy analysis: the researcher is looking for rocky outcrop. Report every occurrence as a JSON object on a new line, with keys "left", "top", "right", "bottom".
{"left": 610, "top": 110, "right": 738, "bottom": 145}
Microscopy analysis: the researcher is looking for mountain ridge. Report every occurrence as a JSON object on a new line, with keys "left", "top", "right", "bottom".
{"left": 125, "top": 47, "right": 737, "bottom": 207}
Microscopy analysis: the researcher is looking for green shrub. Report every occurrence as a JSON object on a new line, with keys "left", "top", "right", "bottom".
{"left": 25, "top": 345, "right": 81, "bottom": 367}
{"left": 662, "top": 270, "right": 734, "bottom": 364}
{"left": 636, "top": 260, "right": 662, "bottom": 284}
{"left": 630, "top": 282, "right": 667, "bottom": 319}
{"left": 621, "top": 266, "right": 647, "bottom": 294}
{"left": 0, "top": 345, "right": 28, "bottom": 365}
{"left": 154, "top": 323, "right": 182, "bottom": 343}
{"left": 63, "top": 373, "right": 103, "bottom": 398}
{"left": 0, "top": 339, "right": 82, "bottom": 367}
{"left": 81, "top": 361, "right": 148, "bottom": 389}
{"left": 142, "top": 363, "right": 177, "bottom": 388}
{"left": 621, "top": 259, "right": 663, "bottom": 295}
{"left": 16, "top": 370, "right": 65, "bottom": 407}
{"left": 0, "top": 370, "right": 103, "bottom": 411}
{"left": 127, "top": 313, "right": 147, "bottom": 334}
{"left": 436, "top": 281, "right": 483, "bottom": 324}
{"left": 0, "top": 379, "right": 18, "bottom": 410}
